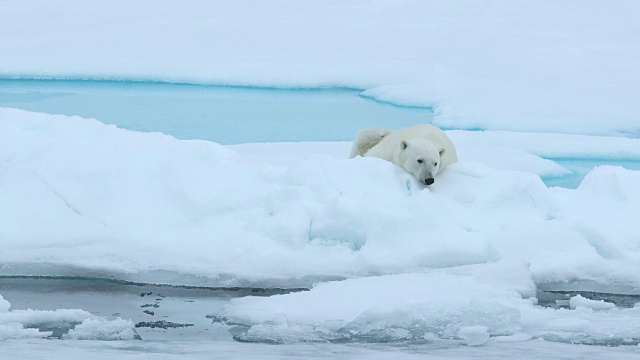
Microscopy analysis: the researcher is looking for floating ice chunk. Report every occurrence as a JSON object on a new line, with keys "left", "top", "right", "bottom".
{"left": 218, "top": 267, "right": 531, "bottom": 344}
{"left": 0, "top": 294, "right": 49, "bottom": 340}
{"left": 63, "top": 318, "right": 138, "bottom": 340}
{"left": 0, "top": 323, "right": 46, "bottom": 341}
{"left": 458, "top": 326, "right": 490, "bottom": 346}
{"left": 569, "top": 295, "right": 616, "bottom": 311}
{"left": 0, "top": 292, "right": 137, "bottom": 341}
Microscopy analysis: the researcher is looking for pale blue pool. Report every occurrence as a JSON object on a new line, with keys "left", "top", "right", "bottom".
{"left": 0, "top": 78, "right": 431, "bottom": 144}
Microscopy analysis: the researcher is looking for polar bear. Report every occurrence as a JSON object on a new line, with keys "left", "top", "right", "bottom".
{"left": 349, "top": 124, "right": 458, "bottom": 185}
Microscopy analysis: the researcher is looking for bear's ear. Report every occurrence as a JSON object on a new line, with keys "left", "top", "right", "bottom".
{"left": 401, "top": 141, "right": 408, "bottom": 150}
{"left": 439, "top": 148, "right": 445, "bottom": 156}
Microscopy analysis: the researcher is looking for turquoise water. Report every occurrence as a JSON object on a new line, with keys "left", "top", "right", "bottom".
{"left": 2, "top": 78, "right": 639, "bottom": 188}
{"left": 0, "top": 78, "right": 432, "bottom": 144}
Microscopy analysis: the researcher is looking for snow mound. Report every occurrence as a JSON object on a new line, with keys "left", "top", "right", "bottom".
{"left": 1, "top": 108, "right": 640, "bottom": 289}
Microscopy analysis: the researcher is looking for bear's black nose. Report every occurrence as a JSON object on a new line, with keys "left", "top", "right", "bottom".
{"left": 425, "top": 178, "right": 434, "bottom": 185}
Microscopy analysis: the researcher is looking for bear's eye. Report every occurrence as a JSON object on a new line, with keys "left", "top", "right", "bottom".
{"left": 417, "top": 159, "right": 424, "bottom": 164}
{"left": 434, "top": 162, "right": 438, "bottom": 166}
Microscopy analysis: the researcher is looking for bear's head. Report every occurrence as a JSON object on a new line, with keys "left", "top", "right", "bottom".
{"left": 398, "top": 139, "right": 444, "bottom": 186}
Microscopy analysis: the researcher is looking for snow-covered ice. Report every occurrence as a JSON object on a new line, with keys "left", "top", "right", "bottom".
{"left": 1, "top": 0, "right": 640, "bottom": 357}
{"left": 2, "top": 107, "right": 640, "bottom": 350}
{"left": 1, "top": 0, "right": 639, "bottom": 136}
{"left": 215, "top": 261, "right": 640, "bottom": 345}
{"left": 2, "top": 108, "right": 640, "bottom": 289}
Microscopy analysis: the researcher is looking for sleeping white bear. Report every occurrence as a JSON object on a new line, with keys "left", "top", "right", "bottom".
{"left": 349, "top": 124, "right": 458, "bottom": 185}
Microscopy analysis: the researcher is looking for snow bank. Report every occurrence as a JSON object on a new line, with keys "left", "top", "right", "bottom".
{"left": 1, "top": 0, "right": 639, "bottom": 136}
{"left": 1, "top": 108, "right": 640, "bottom": 291}
{"left": 0, "top": 294, "right": 136, "bottom": 341}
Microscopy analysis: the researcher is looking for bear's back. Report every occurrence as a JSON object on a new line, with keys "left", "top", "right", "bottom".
{"left": 367, "top": 124, "right": 457, "bottom": 166}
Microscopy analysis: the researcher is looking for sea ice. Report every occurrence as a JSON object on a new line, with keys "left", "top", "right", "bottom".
{"left": 1, "top": 0, "right": 640, "bottom": 356}
{"left": 569, "top": 295, "right": 616, "bottom": 311}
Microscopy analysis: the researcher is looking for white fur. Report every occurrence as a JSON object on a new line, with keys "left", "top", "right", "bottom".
{"left": 350, "top": 124, "right": 458, "bottom": 185}
{"left": 348, "top": 127, "right": 391, "bottom": 159}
